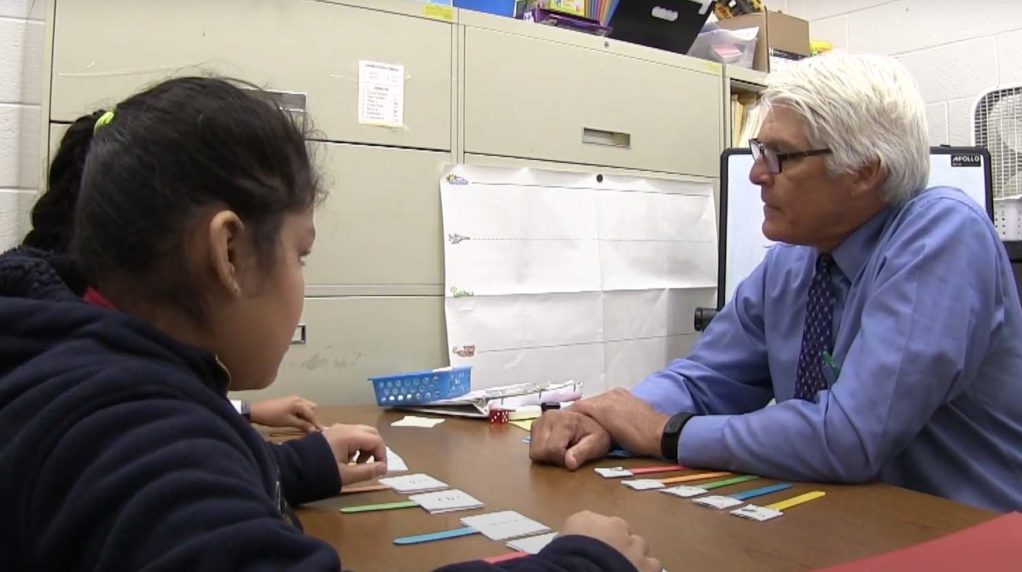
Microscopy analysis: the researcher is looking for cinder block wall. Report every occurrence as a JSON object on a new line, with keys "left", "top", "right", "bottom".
{"left": 1, "top": 0, "right": 45, "bottom": 250}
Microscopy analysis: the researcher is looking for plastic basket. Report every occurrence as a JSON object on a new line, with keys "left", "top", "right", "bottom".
{"left": 369, "top": 366, "right": 471, "bottom": 406}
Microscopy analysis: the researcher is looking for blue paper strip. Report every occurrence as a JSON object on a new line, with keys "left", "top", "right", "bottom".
{"left": 731, "top": 483, "right": 793, "bottom": 501}
{"left": 394, "top": 526, "right": 479, "bottom": 545}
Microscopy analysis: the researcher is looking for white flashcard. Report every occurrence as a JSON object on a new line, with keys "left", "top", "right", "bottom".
{"left": 660, "top": 485, "right": 708, "bottom": 498}
{"left": 410, "top": 489, "right": 484, "bottom": 514}
{"left": 391, "top": 415, "right": 445, "bottom": 428}
{"left": 378, "top": 473, "right": 448, "bottom": 494}
{"left": 507, "top": 532, "right": 559, "bottom": 554}
{"left": 621, "top": 479, "right": 665, "bottom": 490}
{"left": 693, "top": 495, "right": 744, "bottom": 510}
{"left": 730, "top": 504, "right": 784, "bottom": 522}
{"left": 461, "top": 510, "right": 551, "bottom": 541}
{"left": 386, "top": 447, "right": 408, "bottom": 472}
{"left": 595, "top": 466, "right": 634, "bottom": 478}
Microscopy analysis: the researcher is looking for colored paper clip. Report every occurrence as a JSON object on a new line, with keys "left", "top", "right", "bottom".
{"left": 394, "top": 526, "right": 479, "bottom": 545}
{"left": 822, "top": 351, "right": 842, "bottom": 377}
{"left": 340, "top": 500, "right": 418, "bottom": 514}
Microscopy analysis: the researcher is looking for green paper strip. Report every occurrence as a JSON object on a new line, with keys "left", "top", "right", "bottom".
{"left": 702, "top": 475, "right": 759, "bottom": 490}
{"left": 340, "top": 500, "right": 419, "bottom": 514}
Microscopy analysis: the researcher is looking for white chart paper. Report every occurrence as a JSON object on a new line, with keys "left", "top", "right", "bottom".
{"left": 441, "top": 166, "right": 717, "bottom": 392}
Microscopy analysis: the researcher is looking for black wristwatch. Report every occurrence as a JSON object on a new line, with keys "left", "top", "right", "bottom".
{"left": 660, "top": 412, "right": 696, "bottom": 461}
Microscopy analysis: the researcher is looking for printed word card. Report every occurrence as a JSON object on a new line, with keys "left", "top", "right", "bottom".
{"left": 461, "top": 511, "right": 551, "bottom": 541}
{"left": 507, "top": 532, "right": 559, "bottom": 554}
{"left": 410, "top": 489, "right": 484, "bottom": 514}
{"left": 379, "top": 474, "right": 448, "bottom": 494}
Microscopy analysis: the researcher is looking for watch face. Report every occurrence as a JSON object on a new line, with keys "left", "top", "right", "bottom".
{"left": 667, "top": 414, "right": 686, "bottom": 433}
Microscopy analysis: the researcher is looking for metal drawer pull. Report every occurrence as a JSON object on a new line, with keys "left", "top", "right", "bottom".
{"left": 582, "top": 127, "right": 631, "bottom": 148}
{"left": 245, "top": 88, "right": 308, "bottom": 114}
{"left": 291, "top": 323, "right": 307, "bottom": 345}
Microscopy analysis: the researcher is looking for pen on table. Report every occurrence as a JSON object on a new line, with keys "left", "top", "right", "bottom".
{"left": 503, "top": 402, "right": 578, "bottom": 421}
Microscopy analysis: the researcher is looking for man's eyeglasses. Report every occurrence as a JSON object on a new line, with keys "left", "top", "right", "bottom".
{"left": 749, "top": 138, "right": 832, "bottom": 174}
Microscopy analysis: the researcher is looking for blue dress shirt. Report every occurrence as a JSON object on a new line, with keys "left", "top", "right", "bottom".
{"left": 633, "top": 187, "right": 1022, "bottom": 512}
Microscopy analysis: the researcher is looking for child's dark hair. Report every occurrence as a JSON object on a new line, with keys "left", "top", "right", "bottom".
{"left": 22, "top": 110, "right": 106, "bottom": 253}
{"left": 68, "top": 76, "right": 323, "bottom": 321}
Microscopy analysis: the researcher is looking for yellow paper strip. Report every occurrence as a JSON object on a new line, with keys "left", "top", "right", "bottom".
{"left": 659, "top": 471, "right": 732, "bottom": 484}
{"left": 765, "top": 490, "right": 826, "bottom": 512}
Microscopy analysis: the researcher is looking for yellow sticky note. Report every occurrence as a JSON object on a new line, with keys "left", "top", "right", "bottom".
{"left": 510, "top": 419, "right": 534, "bottom": 431}
{"left": 424, "top": 4, "right": 454, "bottom": 21}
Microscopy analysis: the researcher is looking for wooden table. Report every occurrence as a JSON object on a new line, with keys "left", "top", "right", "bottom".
{"left": 286, "top": 406, "right": 995, "bottom": 571}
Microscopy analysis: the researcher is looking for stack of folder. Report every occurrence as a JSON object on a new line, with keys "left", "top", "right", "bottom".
{"left": 585, "top": 0, "right": 620, "bottom": 25}
{"left": 731, "top": 93, "right": 763, "bottom": 147}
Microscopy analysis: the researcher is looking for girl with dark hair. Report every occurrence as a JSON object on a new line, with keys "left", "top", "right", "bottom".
{"left": 23, "top": 93, "right": 322, "bottom": 433}
{"left": 22, "top": 110, "right": 104, "bottom": 254}
{"left": 0, "top": 77, "right": 659, "bottom": 572}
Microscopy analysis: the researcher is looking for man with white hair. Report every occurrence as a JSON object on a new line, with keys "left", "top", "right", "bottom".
{"left": 530, "top": 53, "right": 1022, "bottom": 512}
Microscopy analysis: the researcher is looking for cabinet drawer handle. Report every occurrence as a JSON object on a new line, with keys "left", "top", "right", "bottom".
{"left": 291, "top": 323, "right": 307, "bottom": 345}
{"left": 246, "top": 88, "right": 307, "bottom": 114}
{"left": 582, "top": 127, "right": 631, "bottom": 148}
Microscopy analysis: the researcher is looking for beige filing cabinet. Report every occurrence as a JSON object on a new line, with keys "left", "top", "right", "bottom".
{"left": 42, "top": 0, "right": 724, "bottom": 403}
{"left": 49, "top": 0, "right": 454, "bottom": 150}
{"left": 460, "top": 15, "right": 723, "bottom": 177}
{"left": 457, "top": 12, "right": 722, "bottom": 390}
{"left": 305, "top": 143, "right": 449, "bottom": 292}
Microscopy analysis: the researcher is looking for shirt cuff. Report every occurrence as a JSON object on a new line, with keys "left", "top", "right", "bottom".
{"left": 677, "top": 415, "right": 731, "bottom": 468}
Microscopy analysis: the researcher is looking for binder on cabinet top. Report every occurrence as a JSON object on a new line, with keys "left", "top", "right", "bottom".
{"left": 608, "top": 0, "right": 714, "bottom": 55}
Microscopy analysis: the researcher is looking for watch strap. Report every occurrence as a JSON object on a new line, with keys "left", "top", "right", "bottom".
{"left": 660, "top": 412, "right": 696, "bottom": 461}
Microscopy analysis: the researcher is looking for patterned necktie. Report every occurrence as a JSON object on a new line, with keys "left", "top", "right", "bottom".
{"left": 794, "top": 253, "right": 836, "bottom": 400}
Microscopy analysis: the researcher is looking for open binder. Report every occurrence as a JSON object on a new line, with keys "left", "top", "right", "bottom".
{"left": 400, "top": 380, "right": 583, "bottom": 418}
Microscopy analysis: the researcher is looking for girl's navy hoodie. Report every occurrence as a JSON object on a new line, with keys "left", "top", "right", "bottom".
{"left": 0, "top": 247, "right": 635, "bottom": 572}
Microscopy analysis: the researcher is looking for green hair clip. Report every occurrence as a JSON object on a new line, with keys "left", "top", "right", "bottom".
{"left": 94, "top": 109, "right": 116, "bottom": 133}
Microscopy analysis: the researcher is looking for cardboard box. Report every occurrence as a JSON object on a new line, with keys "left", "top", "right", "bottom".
{"left": 716, "top": 10, "right": 810, "bottom": 72}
